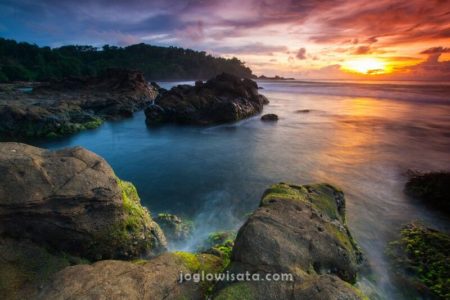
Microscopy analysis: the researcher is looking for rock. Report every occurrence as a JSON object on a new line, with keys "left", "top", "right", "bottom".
{"left": 295, "top": 109, "right": 311, "bottom": 113}
{"left": 261, "top": 113, "right": 278, "bottom": 121}
{"left": 387, "top": 222, "right": 450, "bottom": 299}
{"left": 200, "top": 231, "right": 235, "bottom": 264}
{"left": 0, "top": 142, "right": 166, "bottom": 260}
{"left": 0, "top": 69, "right": 158, "bottom": 139}
{"left": 37, "top": 253, "right": 197, "bottom": 299}
{"left": 0, "top": 237, "right": 88, "bottom": 300}
{"left": 213, "top": 183, "right": 365, "bottom": 299}
{"left": 38, "top": 252, "right": 227, "bottom": 300}
{"left": 145, "top": 73, "right": 269, "bottom": 125}
{"left": 155, "top": 213, "right": 193, "bottom": 246}
{"left": 404, "top": 170, "right": 450, "bottom": 214}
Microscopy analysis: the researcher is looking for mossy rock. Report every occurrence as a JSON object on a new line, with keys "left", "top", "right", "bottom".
{"left": 0, "top": 237, "right": 88, "bottom": 300}
{"left": 89, "top": 179, "right": 166, "bottom": 260}
{"left": 199, "top": 231, "right": 236, "bottom": 268}
{"left": 155, "top": 213, "right": 194, "bottom": 245}
{"left": 261, "top": 182, "right": 345, "bottom": 222}
{"left": 387, "top": 222, "right": 450, "bottom": 299}
{"left": 174, "top": 251, "right": 228, "bottom": 295}
{"left": 214, "top": 282, "right": 255, "bottom": 300}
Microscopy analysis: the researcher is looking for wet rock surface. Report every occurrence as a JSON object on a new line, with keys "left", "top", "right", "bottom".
{"left": 0, "top": 69, "right": 158, "bottom": 139}
{"left": 145, "top": 73, "right": 269, "bottom": 125}
{"left": 213, "top": 183, "right": 366, "bottom": 300}
{"left": 261, "top": 113, "right": 278, "bottom": 121}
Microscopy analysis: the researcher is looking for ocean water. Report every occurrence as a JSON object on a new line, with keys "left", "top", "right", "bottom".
{"left": 33, "top": 80, "right": 450, "bottom": 299}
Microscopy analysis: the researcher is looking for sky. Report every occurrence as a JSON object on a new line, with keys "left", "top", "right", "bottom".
{"left": 1, "top": 0, "right": 449, "bottom": 80}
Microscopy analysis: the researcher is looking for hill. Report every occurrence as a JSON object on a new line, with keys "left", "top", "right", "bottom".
{"left": 0, "top": 38, "right": 254, "bottom": 82}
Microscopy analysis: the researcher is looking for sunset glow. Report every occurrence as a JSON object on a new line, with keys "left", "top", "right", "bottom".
{"left": 0, "top": 0, "right": 449, "bottom": 80}
{"left": 342, "top": 58, "right": 389, "bottom": 75}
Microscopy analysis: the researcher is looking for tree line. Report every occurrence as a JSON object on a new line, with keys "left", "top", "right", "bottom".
{"left": 0, "top": 38, "right": 254, "bottom": 82}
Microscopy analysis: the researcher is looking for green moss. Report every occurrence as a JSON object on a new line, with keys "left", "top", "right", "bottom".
{"left": 342, "top": 282, "right": 370, "bottom": 300}
{"left": 214, "top": 282, "right": 255, "bottom": 300}
{"left": 88, "top": 179, "right": 155, "bottom": 260}
{"left": 0, "top": 238, "right": 88, "bottom": 300}
{"left": 174, "top": 251, "right": 227, "bottom": 295}
{"left": 174, "top": 251, "right": 201, "bottom": 272}
{"left": 387, "top": 222, "right": 450, "bottom": 299}
{"left": 261, "top": 183, "right": 343, "bottom": 221}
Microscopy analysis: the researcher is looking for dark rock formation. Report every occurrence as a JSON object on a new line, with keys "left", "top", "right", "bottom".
{"left": 155, "top": 213, "right": 193, "bottom": 246}
{"left": 405, "top": 170, "right": 450, "bottom": 214}
{"left": 0, "top": 69, "right": 158, "bottom": 139}
{"left": 0, "top": 142, "right": 166, "bottom": 261}
{"left": 261, "top": 113, "right": 278, "bottom": 121}
{"left": 213, "top": 183, "right": 365, "bottom": 299}
{"left": 387, "top": 222, "right": 450, "bottom": 299}
{"left": 145, "top": 73, "right": 269, "bottom": 125}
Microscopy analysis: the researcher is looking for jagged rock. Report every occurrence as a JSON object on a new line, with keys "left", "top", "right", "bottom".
{"left": 0, "top": 142, "right": 166, "bottom": 261}
{"left": 0, "top": 69, "right": 158, "bottom": 139}
{"left": 261, "top": 113, "right": 278, "bottom": 121}
{"left": 145, "top": 73, "right": 269, "bottom": 125}
{"left": 213, "top": 183, "right": 366, "bottom": 300}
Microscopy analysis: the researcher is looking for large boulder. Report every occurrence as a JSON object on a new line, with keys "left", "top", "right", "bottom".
{"left": 0, "top": 69, "right": 158, "bottom": 139}
{"left": 145, "top": 73, "right": 269, "bottom": 125}
{"left": 37, "top": 252, "right": 226, "bottom": 300}
{"left": 0, "top": 142, "right": 166, "bottom": 260}
{"left": 213, "top": 183, "right": 365, "bottom": 299}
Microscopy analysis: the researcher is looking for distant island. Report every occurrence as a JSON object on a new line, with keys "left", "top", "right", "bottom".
{"left": 0, "top": 38, "right": 253, "bottom": 82}
{"left": 256, "top": 75, "right": 295, "bottom": 80}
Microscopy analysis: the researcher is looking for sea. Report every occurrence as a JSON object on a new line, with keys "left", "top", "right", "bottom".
{"left": 33, "top": 79, "right": 450, "bottom": 299}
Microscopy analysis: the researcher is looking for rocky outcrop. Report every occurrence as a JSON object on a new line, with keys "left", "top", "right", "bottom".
{"left": 145, "top": 73, "right": 269, "bottom": 125}
{"left": 261, "top": 113, "right": 278, "bottom": 121}
{"left": 387, "top": 222, "right": 450, "bottom": 299}
{"left": 37, "top": 252, "right": 227, "bottom": 299}
{"left": 37, "top": 254, "right": 198, "bottom": 299}
{"left": 155, "top": 213, "right": 193, "bottom": 246}
{"left": 405, "top": 170, "right": 450, "bottom": 214}
{"left": 213, "top": 183, "right": 365, "bottom": 300}
{"left": 0, "top": 143, "right": 166, "bottom": 260}
{"left": 0, "top": 69, "right": 158, "bottom": 139}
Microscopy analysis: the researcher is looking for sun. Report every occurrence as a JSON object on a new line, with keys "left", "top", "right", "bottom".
{"left": 342, "top": 58, "right": 388, "bottom": 75}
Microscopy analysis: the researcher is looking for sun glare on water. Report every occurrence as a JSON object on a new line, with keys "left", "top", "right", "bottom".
{"left": 342, "top": 58, "right": 388, "bottom": 75}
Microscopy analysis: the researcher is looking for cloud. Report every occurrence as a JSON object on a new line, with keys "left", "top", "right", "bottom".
{"left": 420, "top": 47, "right": 450, "bottom": 54}
{"left": 214, "top": 43, "right": 288, "bottom": 55}
{"left": 353, "top": 45, "right": 371, "bottom": 55}
{"left": 296, "top": 48, "right": 306, "bottom": 59}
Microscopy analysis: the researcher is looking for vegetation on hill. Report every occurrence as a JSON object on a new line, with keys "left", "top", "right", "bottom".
{"left": 0, "top": 38, "right": 253, "bottom": 82}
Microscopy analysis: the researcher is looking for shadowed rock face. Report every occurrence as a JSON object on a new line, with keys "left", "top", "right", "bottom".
{"left": 404, "top": 170, "right": 450, "bottom": 214}
{"left": 145, "top": 73, "right": 269, "bottom": 125}
{"left": 0, "top": 69, "right": 158, "bottom": 139}
{"left": 214, "top": 183, "right": 366, "bottom": 300}
{"left": 0, "top": 142, "right": 166, "bottom": 261}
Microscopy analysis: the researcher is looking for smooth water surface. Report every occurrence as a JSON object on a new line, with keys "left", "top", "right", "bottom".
{"left": 33, "top": 80, "right": 450, "bottom": 299}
